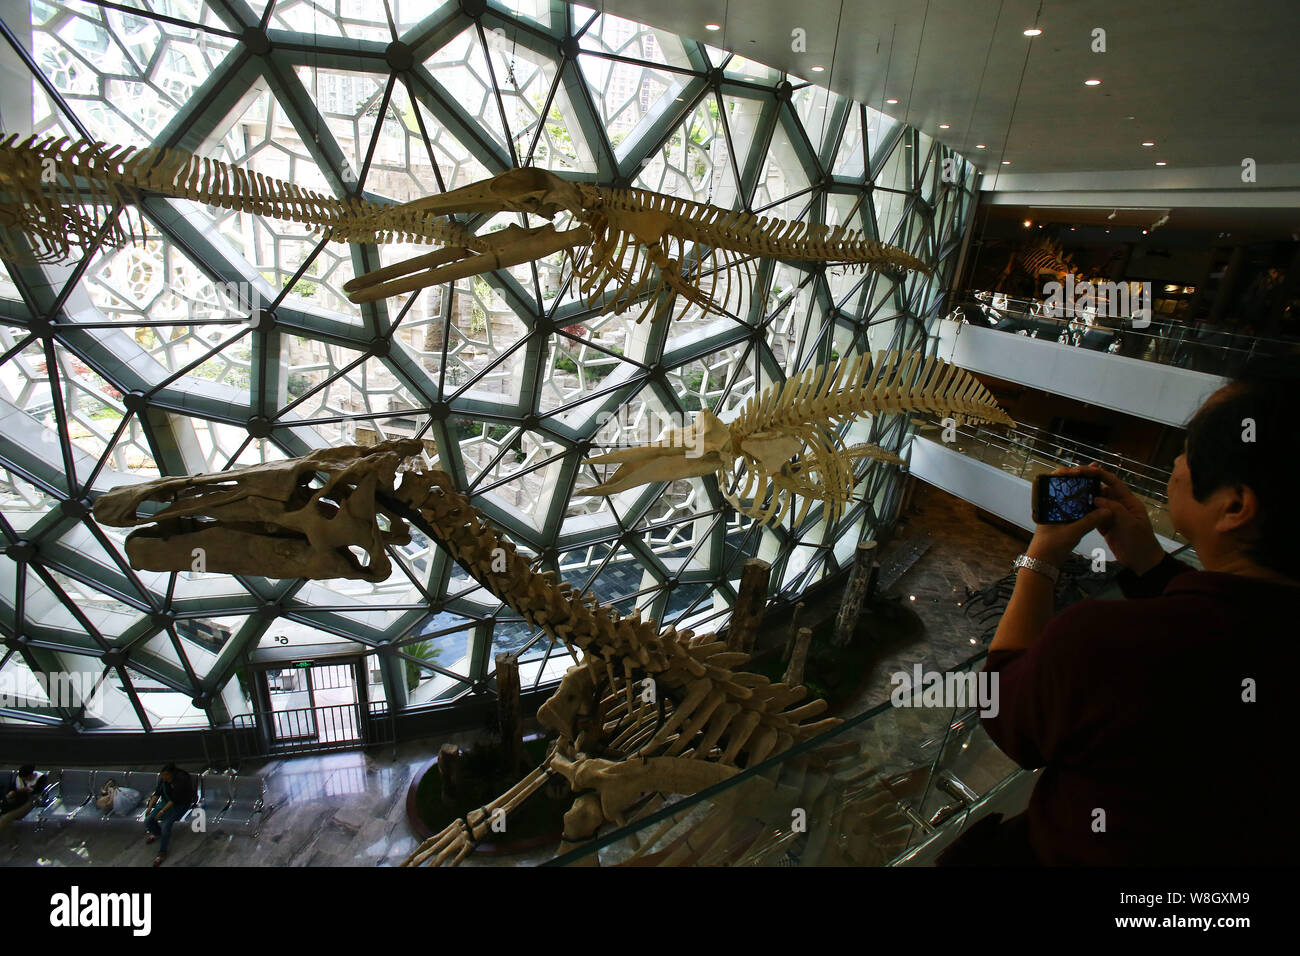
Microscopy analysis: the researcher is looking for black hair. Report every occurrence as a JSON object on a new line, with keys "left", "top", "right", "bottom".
{"left": 18, "top": 764, "right": 35, "bottom": 776}
{"left": 160, "top": 762, "right": 178, "bottom": 774}
{"left": 1185, "top": 355, "right": 1300, "bottom": 579}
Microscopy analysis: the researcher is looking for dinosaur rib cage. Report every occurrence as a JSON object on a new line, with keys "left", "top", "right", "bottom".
{"left": 0, "top": 135, "right": 472, "bottom": 263}
{"left": 388, "top": 466, "right": 839, "bottom": 770}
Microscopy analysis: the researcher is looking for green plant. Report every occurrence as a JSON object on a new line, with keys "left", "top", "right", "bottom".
{"left": 403, "top": 639, "right": 443, "bottom": 692}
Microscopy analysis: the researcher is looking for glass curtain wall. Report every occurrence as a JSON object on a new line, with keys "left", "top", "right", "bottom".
{"left": 0, "top": 0, "right": 978, "bottom": 733}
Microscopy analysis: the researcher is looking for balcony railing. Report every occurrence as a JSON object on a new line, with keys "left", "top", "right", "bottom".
{"left": 919, "top": 418, "right": 1181, "bottom": 542}
{"left": 948, "top": 293, "right": 1298, "bottom": 377}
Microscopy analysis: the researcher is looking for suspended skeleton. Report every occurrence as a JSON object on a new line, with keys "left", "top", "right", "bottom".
{"left": 578, "top": 349, "right": 1014, "bottom": 526}
{"left": 0, "top": 134, "right": 471, "bottom": 264}
{"left": 0, "top": 133, "right": 928, "bottom": 321}
{"left": 341, "top": 166, "right": 931, "bottom": 322}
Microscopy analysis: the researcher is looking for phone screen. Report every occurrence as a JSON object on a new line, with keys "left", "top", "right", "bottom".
{"left": 1038, "top": 474, "right": 1099, "bottom": 523}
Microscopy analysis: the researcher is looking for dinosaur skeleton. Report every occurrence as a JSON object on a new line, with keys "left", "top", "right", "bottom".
{"left": 92, "top": 437, "right": 948, "bottom": 865}
{"left": 0, "top": 136, "right": 927, "bottom": 323}
{"left": 342, "top": 166, "right": 931, "bottom": 322}
{"left": 578, "top": 349, "right": 1013, "bottom": 525}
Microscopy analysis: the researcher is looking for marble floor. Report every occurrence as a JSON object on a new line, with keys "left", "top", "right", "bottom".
{"left": 1, "top": 485, "right": 1025, "bottom": 868}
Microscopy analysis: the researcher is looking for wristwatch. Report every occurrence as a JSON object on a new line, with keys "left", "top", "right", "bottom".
{"left": 1013, "top": 553, "right": 1059, "bottom": 584}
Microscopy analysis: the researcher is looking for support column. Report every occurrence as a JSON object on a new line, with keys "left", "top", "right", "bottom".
{"left": 832, "top": 541, "right": 878, "bottom": 648}
{"left": 726, "top": 558, "right": 771, "bottom": 653}
{"left": 495, "top": 651, "right": 523, "bottom": 773}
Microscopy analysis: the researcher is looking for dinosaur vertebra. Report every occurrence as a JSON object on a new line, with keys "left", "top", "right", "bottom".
{"left": 578, "top": 349, "right": 1013, "bottom": 526}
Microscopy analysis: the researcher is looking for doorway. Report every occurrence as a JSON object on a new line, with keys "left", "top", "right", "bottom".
{"left": 263, "top": 661, "right": 362, "bottom": 752}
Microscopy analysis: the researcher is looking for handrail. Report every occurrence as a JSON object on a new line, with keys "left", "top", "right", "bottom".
{"left": 932, "top": 417, "right": 1172, "bottom": 502}
{"left": 957, "top": 291, "right": 1300, "bottom": 352}
{"left": 948, "top": 293, "right": 1299, "bottom": 375}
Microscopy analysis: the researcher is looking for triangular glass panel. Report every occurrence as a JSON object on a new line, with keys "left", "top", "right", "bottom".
{"left": 27, "top": 0, "right": 234, "bottom": 145}
{"left": 423, "top": 25, "right": 512, "bottom": 158}
{"left": 832, "top": 106, "right": 866, "bottom": 180}
{"left": 635, "top": 97, "right": 741, "bottom": 212}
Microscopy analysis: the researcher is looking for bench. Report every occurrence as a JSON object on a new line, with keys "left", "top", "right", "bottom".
{"left": 33, "top": 768, "right": 270, "bottom": 836}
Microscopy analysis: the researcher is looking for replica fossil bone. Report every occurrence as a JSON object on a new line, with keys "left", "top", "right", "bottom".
{"left": 92, "top": 442, "right": 421, "bottom": 582}
{"left": 577, "top": 349, "right": 1014, "bottom": 525}
{"left": 0, "top": 135, "right": 472, "bottom": 264}
{"left": 341, "top": 166, "right": 932, "bottom": 322}
{"left": 93, "top": 438, "right": 917, "bottom": 865}
{"left": 2, "top": 137, "right": 927, "bottom": 324}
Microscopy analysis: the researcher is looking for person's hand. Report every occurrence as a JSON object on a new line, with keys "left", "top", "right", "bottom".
{"left": 1025, "top": 466, "right": 1112, "bottom": 566}
{"left": 1059, "top": 463, "right": 1165, "bottom": 574}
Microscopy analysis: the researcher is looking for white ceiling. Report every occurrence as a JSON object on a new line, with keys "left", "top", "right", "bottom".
{"left": 574, "top": 0, "right": 1300, "bottom": 178}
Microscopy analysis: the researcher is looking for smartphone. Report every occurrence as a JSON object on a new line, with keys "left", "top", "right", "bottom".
{"left": 1032, "top": 473, "right": 1101, "bottom": 524}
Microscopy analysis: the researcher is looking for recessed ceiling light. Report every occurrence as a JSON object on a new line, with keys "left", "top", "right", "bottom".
{"left": 1141, "top": 141, "right": 1155, "bottom": 147}
{"left": 1142, "top": 229, "right": 1149, "bottom": 235}
{"left": 938, "top": 123, "right": 950, "bottom": 129}
{"left": 886, "top": 97, "right": 899, "bottom": 104}
{"left": 705, "top": 23, "right": 721, "bottom": 31}
{"left": 1084, "top": 79, "right": 1101, "bottom": 86}
{"left": 1023, "top": 27, "right": 1042, "bottom": 36}
{"left": 1156, "top": 161, "right": 1167, "bottom": 166}
{"left": 811, "top": 65, "right": 825, "bottom": 72}
{"left": 1023, "top": 219, "right": 1032, "bottom": 227}
{"left": 976, "top": 144, "right": 986, "bottom": 149}
{"left": 1001, "top": 160, "right": 1011, "bottom": 165}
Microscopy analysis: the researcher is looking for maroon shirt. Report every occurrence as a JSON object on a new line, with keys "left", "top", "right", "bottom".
{"left": 982, "top": 554, "right": 1293, "bottom": 865}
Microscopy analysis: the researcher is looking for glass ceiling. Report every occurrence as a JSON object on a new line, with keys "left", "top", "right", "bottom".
{"left": 0, "top": 0, "right": 978, "bottom": 733}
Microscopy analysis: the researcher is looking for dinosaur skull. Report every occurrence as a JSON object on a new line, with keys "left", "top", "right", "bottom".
{"left": 93, "top": 439, "right": 425, "bottom": 582}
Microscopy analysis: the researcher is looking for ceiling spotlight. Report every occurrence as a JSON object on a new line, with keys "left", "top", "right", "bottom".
{"left": 705, "top": 23, "right": 721, "bottom": 31}
{"left": 976, "top": 143, "right": 986, "bottom": 149}
{"left": 1084, "top": 79, "right": 1101, "bottom": 86}
{"left": 939, "top": 123, "right": 950, "bottom": 129}
{"left": 1156, "top": 161, "right": 1167, "bottom": 166}
{"left": 886, "top": 97, "right": 899, "bottom": 104}
{"left": 1023, "top": 219, "right": 1032, "bottom": 227}
{"left": 811, "top": 65, "right": 825, "bottom": 72}
{"left": 1023, "top": 27, "right": 1043, "bottom": 36}
{"left": 1001, "top": 160, "right": 1011, "bottom": 165}
{"left": 1142, "top": 229, "right": 1149, "bottom": 235}
{"left": 1141, "top": 141, "right": 1155, "bottom": 147}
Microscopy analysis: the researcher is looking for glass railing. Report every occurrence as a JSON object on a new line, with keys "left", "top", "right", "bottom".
{"left": 947, "top": 293, "right": 1299, "bottom": 378}
{"left": 544, "top": 650, "right": 1024, "bottom": 867}
{"left": 544, "top": 538, "right": 1204, "bottom": 867}
{"left": 925, "top": 418, "right": 1181, "bottom": 542}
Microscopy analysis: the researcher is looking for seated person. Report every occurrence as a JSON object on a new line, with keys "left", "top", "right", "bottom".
{"left": 0, "top": 764, "right": 45, "bottom": 830}
{"left": 142, "top": 764, "right": 196, "bottom": 866}
{"left": 951, "top": 358, "right": 1296, "bottom": 865}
